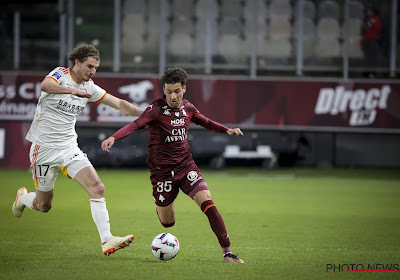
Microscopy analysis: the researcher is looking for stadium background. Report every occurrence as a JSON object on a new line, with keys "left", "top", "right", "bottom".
{"left": 0, "top": 0, "right": 399, "bottom": 169}
{"left": 1, "top": 2, "right": 400, "bottom": 279}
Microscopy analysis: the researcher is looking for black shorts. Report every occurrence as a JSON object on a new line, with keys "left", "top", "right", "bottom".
{"left": 150, "top": 161, "right": 209, "bottom": 206}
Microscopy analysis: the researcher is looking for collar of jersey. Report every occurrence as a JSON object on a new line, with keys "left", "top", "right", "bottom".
{"left": 68, "top": 68, "right": 83, "bottom": 85}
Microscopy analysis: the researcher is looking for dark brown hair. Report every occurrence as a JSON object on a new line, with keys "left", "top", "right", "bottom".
{"left": 68, "top": 44, "right": 100, "bottom": 66}
{"left": 160, "top": 67, "right": 188, "bottom": 86}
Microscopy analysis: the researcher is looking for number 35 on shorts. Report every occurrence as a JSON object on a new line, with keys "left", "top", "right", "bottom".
{"left": 156, "top": 181, "right": 172, "bottom": 192}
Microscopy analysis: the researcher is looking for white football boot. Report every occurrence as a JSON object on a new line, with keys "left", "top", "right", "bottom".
{"left": 102, "top": 235, "right": 134, "bottom": 256}
{"left": 12, "top": 187, "right": 28, "bottom": 218}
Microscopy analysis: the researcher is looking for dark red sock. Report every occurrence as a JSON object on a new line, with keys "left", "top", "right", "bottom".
{"left": 201, "top": 200, "right": 231, "bottom": 250}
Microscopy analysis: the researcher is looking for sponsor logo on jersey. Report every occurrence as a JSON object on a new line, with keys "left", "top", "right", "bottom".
{"left": 314, "top": 85, "right": 391, "bottom": 126}
{"left": 171, "top": 118, "right": 185, "bottom": 126}
{"left": 52, "top": 72, "right": 62, "bottom": 80}
{"left": 57, "top": 100, "right": 85, "bottom": 115}
{"left": 165, "top": 128, "right": 187, "bottom": 143}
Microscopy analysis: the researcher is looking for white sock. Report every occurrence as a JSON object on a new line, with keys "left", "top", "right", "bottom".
{"left": 89, "top": 198, "right": 113, "bottom": 244}
{"left": 19, "top": 192, "right": 36, "bottom": 210}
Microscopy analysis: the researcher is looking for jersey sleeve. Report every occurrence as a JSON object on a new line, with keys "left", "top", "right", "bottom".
{"left": 190, "top": 104, "right": 229, "bottom": 134}
{"left": 112, "top": 103, "right": 159, "bottom": 141}
{"left": 45, "top": 67, "right": 67, "bottom": 85}
{"left": 88, "top": 82, "right": 107, "bottom": 103}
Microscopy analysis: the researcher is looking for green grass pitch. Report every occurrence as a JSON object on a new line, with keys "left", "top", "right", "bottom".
{"left": 1, "top": 168, "right": 400, "bottom": 280}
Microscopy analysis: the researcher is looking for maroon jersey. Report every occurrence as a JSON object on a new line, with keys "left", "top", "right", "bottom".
{"left": 112, "top": 97, "right": 229, "bottom": 171}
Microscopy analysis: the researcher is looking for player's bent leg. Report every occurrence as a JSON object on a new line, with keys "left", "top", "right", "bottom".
{"left": 156, "top": 203, "right": 175, "bottom": 227}
{"left": 33, "top": 189, "right": 54, "bottom": 213}
{"left": 73, "top": 166, "right": 105, "bottom": 199}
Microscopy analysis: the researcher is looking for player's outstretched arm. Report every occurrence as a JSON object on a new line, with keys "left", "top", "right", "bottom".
{"left": 101, "top": 137, "right": 115, "bottom": 152}
{"left": 227, "top": 128, "right": 244, "bottom": 136}
{"left": 101, "top": 94, "right": 143, "bottom": 116}
{"left": 192, "top": 110, "right": 243, "bottom": 136}
{"left": 41, "top": 77, "right": 92, "bottom": 98}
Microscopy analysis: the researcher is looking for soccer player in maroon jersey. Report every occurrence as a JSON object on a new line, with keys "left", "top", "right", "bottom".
{"left": 101, "top": 67, "right": 244, "bottom": 263}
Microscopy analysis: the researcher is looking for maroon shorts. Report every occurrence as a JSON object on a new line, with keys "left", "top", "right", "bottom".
{"left": 150, "top": 161, "right": 209, "bottom": 206}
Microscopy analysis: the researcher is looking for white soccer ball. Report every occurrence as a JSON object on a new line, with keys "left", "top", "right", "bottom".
{"left": 151, "top": 233, "right": 180, "bottom": 261}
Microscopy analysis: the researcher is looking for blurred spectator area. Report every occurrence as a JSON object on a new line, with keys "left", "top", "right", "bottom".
{"left": 74, "top": 0, "right": 115, "bottom": 68}
{"left": 118, "top": 0, "right": 371, "bottom": 73}
{"left": 0, "top": 0, "right": 396, "bottom": 76}
{"left": 1, "top": 1, "right": 60, "bottom": 70}
{"left": 121, "top": 0, "right": 161, "bottom": 70}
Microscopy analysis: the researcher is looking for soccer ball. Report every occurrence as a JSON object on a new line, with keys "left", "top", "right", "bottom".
{"left": 151, "top": 233, "right": 180, "bottom": 261}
